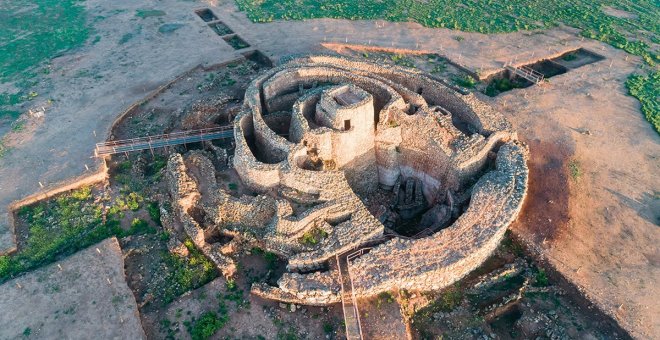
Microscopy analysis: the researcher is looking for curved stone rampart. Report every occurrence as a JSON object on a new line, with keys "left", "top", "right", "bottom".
{"left": 169, "top": 55, "right": 528, "bottom": 305}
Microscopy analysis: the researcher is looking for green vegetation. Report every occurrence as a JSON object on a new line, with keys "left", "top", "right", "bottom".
{"left": 209, "top": 22, "right": 233, "bottom": 36}
{"left": 235, "top": 0, "right": 660, "bottom": 132}
{"left": 0, "top": 140, "right": 8, "bottom": 159}
{"left": 147, "top": 201, "right": 162, "bottom": 226}
{"left": 225, "top": 35, "right": 249, "bottom": 49}
{"left": 376, "top": 291, "right": 395, "bottom": 308}
{"left": 390, "top": 54, "right": 415, "bottom": 67}
{"left": 626, "top": 72, "right": 659, "bottom": 133}
{"left": 11, "top": 121, "right": 25, "bottom": 132}
{"left": 0, "top": 186, "right": 155, "bottom": 282}
{"left": 136, "top": 9, "right": 166, "bottom": 19}
{"left": 158, "top": 239, "right": 218, "bottom": 303}
{"left": 535, "top": 268, "right": 549, "bottom": 287}
{"left": 188, "top": 311, "right": 228, "bottom": 340}
{"left": 484, "top": 78, "right": 524, "bottom": 97}
{"left": 251, "top": 246, "right": 280, "bottom": 271}
{"left": 299, "top": 227, "right": 328, "bottom": 246}
{"left": 568, "top": 159, "right": 582, "bottom": 181}
{"left": 452, "top": 75, "right": 478, "bottom": 88}
{"left": 1, "top": 0, "right": 90, "bottom": 115}
{"left": 435, "top": 285, "right": 463, "bottom": 312}
{"left": 322, "top": 322, "right": 334, "bottom": 334}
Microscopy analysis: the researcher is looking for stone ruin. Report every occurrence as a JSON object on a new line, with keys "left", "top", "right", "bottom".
{"left": 164, "top": 55, "right": 529, "bottom": 305}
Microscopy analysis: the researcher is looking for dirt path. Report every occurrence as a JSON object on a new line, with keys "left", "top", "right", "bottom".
{"left": 0, "top": 1, "right": 657, "bottom": 338}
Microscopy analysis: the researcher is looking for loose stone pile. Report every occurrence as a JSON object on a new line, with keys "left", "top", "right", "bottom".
{"left": 165, "top": 55, "right": 529, "bottom": 306}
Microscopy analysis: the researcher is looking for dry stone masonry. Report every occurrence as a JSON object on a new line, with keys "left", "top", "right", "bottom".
{"left": 165, "top": 55, "right": 529, "bottom": 306}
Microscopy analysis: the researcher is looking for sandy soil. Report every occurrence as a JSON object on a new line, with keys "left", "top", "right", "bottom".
{"left": 0, "top": 237, "right": 144, "bottom": 339}
{"left": 0, "top": 1, "right": 657, "bottom": 338}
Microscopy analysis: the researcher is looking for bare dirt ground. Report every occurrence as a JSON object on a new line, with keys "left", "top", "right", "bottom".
{"left": 0, "top": 1, "right": 658, "bottom": 338}
{"left": 0, "top": 237, "right": 145, "bottom": 339}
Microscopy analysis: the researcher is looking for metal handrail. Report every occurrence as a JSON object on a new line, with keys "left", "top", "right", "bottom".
{"left": 95, "top": 126, "right": 234, "bottom": 156}
{"left": 96, "top": 126, "right": 232, "bottom": 148}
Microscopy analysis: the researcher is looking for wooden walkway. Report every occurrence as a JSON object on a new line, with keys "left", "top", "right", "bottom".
{"left": 94, "top": 126, "right": 233, "bottom": 156}
{"left": 505, "top": 64, "right": 545, "bottom": 84}
{"left": 337, "top": 254, "right": 363, "bottom": 340}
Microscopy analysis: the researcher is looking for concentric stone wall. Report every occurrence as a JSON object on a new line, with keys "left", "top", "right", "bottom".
{"left": 167, "top": 55, "right": 528, "bottom": 305}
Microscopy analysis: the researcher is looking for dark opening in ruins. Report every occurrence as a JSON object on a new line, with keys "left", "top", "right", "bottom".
{"left": 334, "top": 91, "right": 361, "bottom": 106}
{"left": 223, "top": 34, "right": 250, "bottom": 50}
{"left": 263, "top": 113, "right": 291, "bottom": 140}
{"left": 195, "top": 8, "right": 218, "bottom": 22}
{"left": 208, "top": 21, "right": 233, "bottom": 36}
{"left": 344, "top": 119, "right": 351, "bottom": 131}
{"left": 204, "top": 228, "right": 234, "bottom": 244}
{"left": 188, "top": 206, "right": 208, "bottom": 226}
{"left": 528, "top": 59, "right": 568, "bottom": 78}
{"left": 241, "top": 50, "right": 274, "bottom": 68}
{"left": 451, "top": 115, "right": 478, "bottom": 136}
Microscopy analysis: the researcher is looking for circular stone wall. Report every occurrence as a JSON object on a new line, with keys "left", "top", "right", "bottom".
{"left": 222, "top": 55, "right": 527, "bottom": 304}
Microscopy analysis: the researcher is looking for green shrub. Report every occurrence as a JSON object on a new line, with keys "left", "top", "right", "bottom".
{"left": 452, "top": 75, "right": 478, "bottom": 88}
{"left": 568, "top": 159, "right": 582, "bottom": 181}
{"left": 126, "top": 192, "right": 143, "bottom": 211}
{"left": 70, "top": 186, "right": 92, "bottom": 201}
{"left": 128, "top": 218, "right": 156, "bottom": 235}
{"left": 299, "top": 227, "right": 328, "bottom": 246}
{"left": 147, "top": 201, "right": 162, "bottom": 226}
{"left": 158, "top": 239, "right": 218, "bottom": 303}
{"left": 323, "top": 322, "right": 333, "bottom": 334}
{"left": 189, "top": 312, "right": 227, "bottom": 340}
{"left": 535, "top": 268, "right": 549, "bottom": 287}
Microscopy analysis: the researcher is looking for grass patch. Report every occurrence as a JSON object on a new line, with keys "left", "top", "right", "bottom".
{"left": 376, "top": 291, "right": 395, "bottom": 308}
{"left": 299, "top": 227, "right": 328, "bottom": 246}
{"left": 188, "top": 311, "right": 228, "bottom": 340}
{"left": 568, "top": 159, "right": 582, "bottom": 181}
{"left": 136, "top": 9, "right": 166, "bottom": 18}
{"left": 534, "top": 268, "right": 549, "bottom": 287}
{"left": 0, "top": 0, "right": 90, "bottom": 113}
{"left": 434, "top": 285, "right": 463, "bottom": 312}
{"left": 390, "top": 54, "right": 415, "bottom": 67}
{"left": 626, "top": 71, "right": 659, "bottom": 134}
{"left": 157, "top": 239, "right": 218, "bottom": 304}
{"left": 0, "top": 140, "right": 8, "bottom": 159}
{"left": 452, "top": 75, "right": 478, "bottom": 88}
{"left": 11, "top": 121, "right": 25, "bottom": 132}
{"left": 484, "top": 77, "right": 524, "bottom": 96}
{"left": 147, "top": 201, "right": 162, "bottom": 226}
{"left": 0, "top": 186, "right": 157, "bottom": 282}
{"left": 414, "top": 283, "right": 464, "bottom": 320}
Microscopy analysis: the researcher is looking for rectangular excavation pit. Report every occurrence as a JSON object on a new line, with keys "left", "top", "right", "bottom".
{"left": 223, "top": 34, "right": 250, "bottom": 50}
{"left": 241, "top": 50, "right": 273, "bottom": 68}
{"left": 483, "top": 71, "right": 535, "bottom": 97}
{"left": 195, "top": 8, "right": 218, "bottom": 22}
{"left": 208, "top": 21, "right": 233, "bottom": 36}
{"left": 553, "top": 48, "right": 606, "bottom": 69}
{"left": 484, "top": 48, "right": 605, "bottom": 96}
